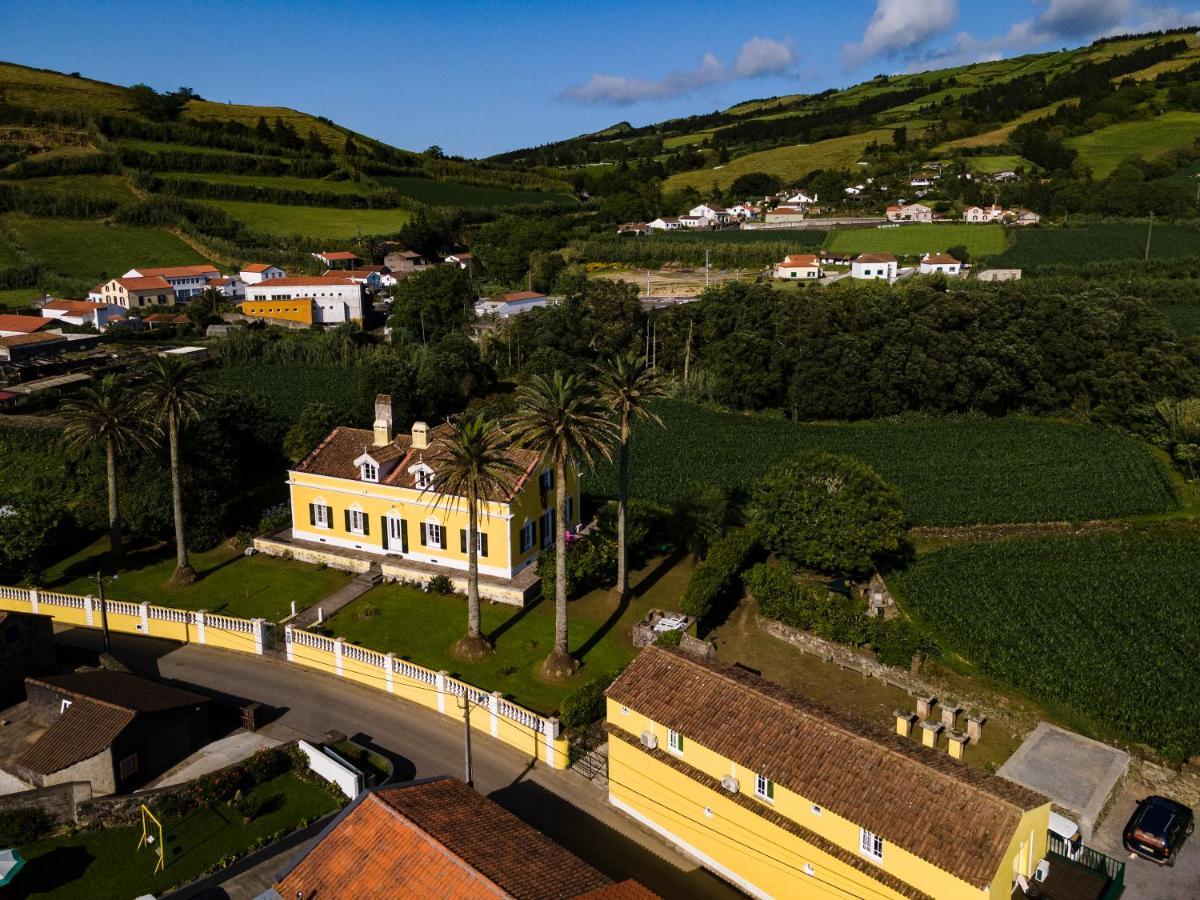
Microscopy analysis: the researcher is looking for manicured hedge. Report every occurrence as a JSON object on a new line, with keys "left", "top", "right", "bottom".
{"left": 681, "top": 528, "right": 759, "bottom": 631}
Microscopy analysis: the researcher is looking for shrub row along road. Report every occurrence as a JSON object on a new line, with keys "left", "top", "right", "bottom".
{"left": 56, "top": 627, "right": 739, "bottom": 900}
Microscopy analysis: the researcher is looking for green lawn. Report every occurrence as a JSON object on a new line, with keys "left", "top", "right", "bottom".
{"left": 0, "top": 287, "right": 39, "bottom": 310}
{"left": 965, "top": 155, "right": 1029, "bottom": 174}
{"left": 43, "top": 538, "right": 351, "bottom": 621}
{"left": 160, "top": 172, "right": 373, "bottom": 195}
{"left": 208, "top": 199, "right": 412, "bottom": 238}
{"left": 1067, "top": 111, "right": 1200, "bottom": 177}
{"left": 18, "top": 772, "right": 341, "bottom": 899}
{"left": 324, "top": 553, "right": 696, "bottom": 714}
{"left": 824, "top": 223, "right": 1009, "bottom": 258}
{"left": 1, "top": 214, "right": 211, "bottom": 282}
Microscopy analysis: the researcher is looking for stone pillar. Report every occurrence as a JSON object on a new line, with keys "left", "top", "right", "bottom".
{"left": 28, "top": 587, "right": 39, "bottom": 615}
{"left": 333, "top": 637, "right": 345, "bottom": 676}
{"left": 84, "top": 595, "right": 95, "bottom": 628}
{"left": 940, "top": 704, "right": 963, "bottom": 731}
{"left": 894, "top": 711, "right": 918, "bottom": 738}
{"left": 139, "top": 601, "right": 150, "bottom": 634}
{"left": 920, "top": 720, "right": 944, "bottom": 749}
{"left": 252, "top": 618, "right": 267, "bottom": 655}
{"left": 967, "top": 714, "right": 987, "bottom": 743}
{"left": 916, "top": 696, "right": 938, "bottom": 719}
{"left": 384, "top": 653, "right": 395, "bottom": 693}
{"left": 546, "top": 717, "right": 561, "bottom": 768}
{"left": 489, "top": 691, "right": 501, "bottom": 737}
{"left": 284, "top": 624, "right": 294, "bottom": 661}
{"left": 436, "top": 670, "right": 448, "bottom": 714}
{"left": 948, "top": 731, "right": 969, "bottom": 760}
{"left": 195, "top": 611, "right": 206, "bottom": 645}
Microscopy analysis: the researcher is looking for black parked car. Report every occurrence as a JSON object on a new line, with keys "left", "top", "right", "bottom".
{"left": 1123, "top": 795, "right": 1194, "bottom": 865}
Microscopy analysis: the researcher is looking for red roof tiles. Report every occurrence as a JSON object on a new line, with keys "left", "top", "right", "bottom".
{"left": 0, "top": 315, "right": 52, "bottom": 334}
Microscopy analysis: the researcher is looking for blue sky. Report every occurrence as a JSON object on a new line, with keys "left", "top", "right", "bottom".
{"left": 0, "top": 0, "right": 1194, "bottom": 157}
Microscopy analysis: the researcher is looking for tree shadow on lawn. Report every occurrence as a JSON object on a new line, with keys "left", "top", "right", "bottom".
{"left": 19, "top": 844, "right": 94, "bottom": 894}
{"left": 485, "top": 597, "right": 544, "bottom": 647}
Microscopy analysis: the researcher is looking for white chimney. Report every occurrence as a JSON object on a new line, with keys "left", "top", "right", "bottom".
{"left": 411, "top": 421, "right": 429, "bottom": 451}
{"left": 373, "top": 394, "right": 393, "bottom": 447}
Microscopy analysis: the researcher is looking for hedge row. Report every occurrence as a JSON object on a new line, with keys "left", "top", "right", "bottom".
{"left": 681, "top": 527, "right": 759, "bottom": 631}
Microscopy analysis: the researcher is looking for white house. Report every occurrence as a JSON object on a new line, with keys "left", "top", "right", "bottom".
{"left": 909, "top": 174, "right": 937, "bottom": 189}
{"left": 773, "top": 254, "right": 822, "bottom": 280}
{"left": 678, "top": 214, "right": 711, "bottom": 229}
{"left": 123, "top": 265, "right": 220, "bottom": 300}
{"left": 764, "top": 206, "right": 807, "bottom": 225}
{"left": 207, "top": 276, "right": 245, "bottom": 300}
{"left": 963, "top": 205, "right": 1005, "bottom": 223}
{"left": 689, "top": 204, "right": 730, "bottom": 224}
{"left": 39, "top": 299, "right": 124, "bottom": 329}
{"left": 850, "top": 253, "right": 897, "bottom": 281}
{"left": 886, "top": 203, "right": 932, "bottom": 223}
{"left": 784, "top": 190, "right": 817, "bottom": 207}
{"left": 90, "top": 276, "right": 175, "bottom": 309}
{"left": 475, "top": 290, "right": 548, "bottom": 318}
{"left": 244, "top": 276, "right": 365, "bottom": 323}
{"left": 728, "top": 204, "right": 759, "bottom": 220}
{"left": 647, "top": 217, "right": 682, "bottom": 231}
{"left": 919, "top": 252, "right": 962, "bottom": 276}
{"left": 239, "top": 264, "right": 286, "bottom": 284}
{"left": 445, "top": 252, "right": 475, "bottom": 269}
{"left": 1008, "top": 209, "right": 1041, "bottom": 226}
{"left": 325, "top": 269, "right": 383, "bottom": 291}
{"left": 312, "top": 251, "right": 361, "bottom": 269}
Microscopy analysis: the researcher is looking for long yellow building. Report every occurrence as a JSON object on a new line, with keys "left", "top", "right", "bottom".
{"left": 606, "top": 647, "right": 1052, "bottom": 900}
{"left": 286, "top": 395, "right": 578, "bottom": 582}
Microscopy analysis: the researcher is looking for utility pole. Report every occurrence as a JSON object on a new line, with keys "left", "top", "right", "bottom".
{"left": 683, "top": 318, "right": 693, "bottom": 383}
{"left": 95, "top": 570, "right": 111, "bottom": 654}
{"left": 1144, "top": 211, "right": 1154, "bottom": 261}
{"left": 705, "top": 249, "right": 711, "bottom": 288}
{"left": 645, "top": 269, "right": 650, "bottom": 299}
{"left": 461, "top": 695, "right": 473, "bottom": 786}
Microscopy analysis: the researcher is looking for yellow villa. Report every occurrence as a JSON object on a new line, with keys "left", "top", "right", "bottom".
{"left": 606, "top": 647, "right": 1056, "bottom": 900}
{"left": 275, "top": 395, "right": 578, "bottom": 602}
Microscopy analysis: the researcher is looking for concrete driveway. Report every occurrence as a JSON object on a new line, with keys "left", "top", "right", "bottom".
{"left": 1091, "top": 779, "right": 1200, "bottom": 900}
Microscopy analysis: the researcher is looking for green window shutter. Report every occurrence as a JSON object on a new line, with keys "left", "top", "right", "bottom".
{"left": 362, "top": 515, "right": 369, "bottom": 537}
{"left": 380, "top": 517, "right": 389, "bottom": 550}
{"left": 767, "top": 780, "right": 774, "bottom": 800}
{"left": 460, "top": 529, "right": 467, "bottom": 553}
{"left": 420, "top": 522, "right": 428, "bottom": 546}
{"left": 344, "top": 509, "right": 351, "bottom": 532}
{"left": 480, "top": 532, "right": 488, "bottom": 558}
{"left": 400, "top": 519, "right": 409, "bottom": 552}
{"left": 308, "top": 503, "right": 316, "bottom": 526}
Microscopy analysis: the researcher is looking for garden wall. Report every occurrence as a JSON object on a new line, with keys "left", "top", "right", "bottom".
{"left": 0, "top": 782, "right": 91, "bottom": 826}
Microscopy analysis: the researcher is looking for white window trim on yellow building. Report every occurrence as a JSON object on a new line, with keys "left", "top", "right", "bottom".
{"left": 860, "top": 828, "right": 884, "bottom": 863}
{"left": 668, "top": 729, "right": 684, "bottom": 754}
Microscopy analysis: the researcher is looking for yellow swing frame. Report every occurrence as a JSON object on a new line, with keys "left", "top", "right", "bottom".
{"left": 137, "top": 803, "right": 165, "bottom": 874}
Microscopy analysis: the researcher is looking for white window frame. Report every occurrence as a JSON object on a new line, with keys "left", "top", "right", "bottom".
{"left": 426, "top": 522, "right": 444, "bottom": 549}
{"left": 520, "top": 520, "right": 534, "bottom": 553}
{"left": 667, "top": 729, "right": 684, "bottom": 754}
{"left": 860, "top": 828, "right": 884, "bottom": 863}
{"left": 415, "top": 468, "right": 433, "bottom": 489}
{"left": 349, "top": 507, "right": 366, "bottom": 535}
{"left": 361, "top": 461, "right": 378, "bottom": 482}
{"left": 755, "top": 772, "right": 774, "bottom": 802}
{"left": 387, "top": 513, "right": 404, "bottom": 543}
{"left": 314, "top": 501, "right": 331, "bottom": 529}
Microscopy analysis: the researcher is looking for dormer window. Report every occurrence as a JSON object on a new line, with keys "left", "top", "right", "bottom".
{"left": 409, "top": 462, "right": 434, "bottom": 489}
{"left": 361, "top": 461, "right": 378, "bottom": 482}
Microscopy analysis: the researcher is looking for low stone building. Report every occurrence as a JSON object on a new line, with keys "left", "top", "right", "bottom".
{"left": 16, "top": 671, "right": 210, "bottom": 794}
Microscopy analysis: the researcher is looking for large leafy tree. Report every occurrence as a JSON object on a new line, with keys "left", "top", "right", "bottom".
{"left": 749, "top": 451, "right": 905, "bottom": 577}
{"left": 141, "top": 356, "right": 211, "bottom": 584}
{"left": 427, "top": 415, "right": 522, "bottom": 658}
{"left": 595, "top": 353, "right": 664, "bottom": 598}
{"left": 387, "top": 266, "right": 476, "bottom": 345}
{"left": 60, "top": 375, "right": 152, "bottom": 560}
{"left": 506, "top": 373, "right": 616, "bottom": 679}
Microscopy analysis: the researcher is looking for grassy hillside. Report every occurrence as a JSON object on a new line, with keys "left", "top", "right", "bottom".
{"left": 1066, "top": 110, "right": 1200, "bottom": 177}
{"left": 205, "top": 200, "right": 412, "bottom": 238}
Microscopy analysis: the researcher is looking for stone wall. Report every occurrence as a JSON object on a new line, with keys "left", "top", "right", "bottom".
{"left": 253, "top": 538, "right": 372, "bottom": 574}
{"left": 0, "top": 782, "right": 91, "bottom": 826}
{"left": 379, "top": 563, "right": 532, "bottom": 607}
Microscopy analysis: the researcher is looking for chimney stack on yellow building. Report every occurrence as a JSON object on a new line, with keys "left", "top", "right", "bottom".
{"left": 373, "top": 395, "right": 393, "bottom": 447}
{"left": 412, "top": 421, "right": 429, "bottom": 450}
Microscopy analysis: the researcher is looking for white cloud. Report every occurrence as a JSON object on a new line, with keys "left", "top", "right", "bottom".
{"left": 843, "top": 0, "right": 959, "bottom": 66}
{"left": 560, "top": 37, "right": 796, "bottom": 106}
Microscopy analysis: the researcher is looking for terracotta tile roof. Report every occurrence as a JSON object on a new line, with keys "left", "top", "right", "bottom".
{"left": 247, "top": 276, "right": 358, "bottom": 287}
{"left": 278, "top": 777, "right": 630, "bottom": 900}
{"left": 498, "top": 290, "right": 545, "bottom": 303}
{"left": 41, "top": 300, "right": 107, "bottom": 314}
{"left": 322, "top": 269, "right": 380, "bottom": 279}
{"left": 16, "top": 699, "right": 134, "bottom": 775}
{"left": 142, "top": 313, "right": 190, "bottom": 323}
{"left": 923, "top": 253, "right": 960, "bottom": 265}
{"left": 0, "top": 332, "right": 65, "bottom": 348}
{"left": 241, "top": 263, "right": 278, "bottom": 272}
{"left": 768, "top": 206, "right": 802, "bottom": 214}
{"left": 117, "top": 276, "right": 172, "bottom": 292}
{"left": 319, "top": 250, "right": 360, "bottom": 260}
{"left": 26, "top": 671, "right": 209, "bottom": 713}
{"left": 294, "top": 424, "right": 540, "bottom": 503}
{"left": 778, "top": 254, "right": 819, "bottom": 268}
{"left": 575, "top": 881, "right": 661, "bottom": 900}
{"left": 132, "top": 265, "right": 219, "bottom": 278}
{"left": 855, "top": 253, "right": 897, "bottom": 263}
{"left": 607, "top": 648, "right": 1048, "bottom": 891}
{"left": 0, "top": 315, "right": 52, "bottom": 333}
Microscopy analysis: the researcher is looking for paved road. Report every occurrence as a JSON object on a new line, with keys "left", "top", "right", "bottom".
{"left": 57, "top": 627, "right": 741, "bottom": 900}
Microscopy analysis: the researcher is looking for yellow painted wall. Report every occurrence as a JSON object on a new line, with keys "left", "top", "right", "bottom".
{"left": 607, "top": 700, "right": 994, "bottom": 899}
{"left": 239, "top": 299, "right": 314, "bottom": 324}
{"left": 990, "top": 805, "right": 1052, "bottom": 900}
{"left": 288, "top": 463, "right": 580, "bottom": 576}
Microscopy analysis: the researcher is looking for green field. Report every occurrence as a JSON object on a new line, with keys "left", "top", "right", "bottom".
{"left": 372, "top": 175, "right": 575, "bottom": 208}
{"left": 0, "top": 287, "right": 39, "bottom": 310}
{"left": 656, "top": 229, "right": 827, "bottom": 245}
{"left": 212, "top": 364, "right": 370, "bottom": 422}
{"left": 20, "top": 771, "right": 341, "bottom": 898}
{"left": 1, "top": 214, "right": 211, "bottom": 281}
{"left": 666, "top": 128, "right": 893, "bottom": 192}
{"left": 4, "top": 174, "right": 137, "bottom": 203}
{"left": 1067, "top": 111, "right": 1200, "bottom": 177}
{"left": 589, "top": 402, "right": 1177, "bottom": 526}
{"left": 161, "top": 172, "right": 372, "bottom": 194}
{"left": 891, "top": 533, "right": 1200, "bottom": 756}
{"left": 824, "top": 224, "right": 1009, "bottom": 258}
{"left": 965, "top": 155, "right": 1029, "bottom": 174}
{"left": 208, "top": 199, "right": 411, "bottom": 238}
{"left": 993, "top": 223, "right": 1200, "bottom": 268}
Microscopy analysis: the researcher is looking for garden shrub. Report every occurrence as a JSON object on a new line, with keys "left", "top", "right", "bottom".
{"left": 0, "top": 807, "right": 52, "bottom": 845}
{"left": 537, "top": 532, "right": 616, "bottom": 602}
{"left": 680, "top": 528, "right": 759, "bottom": 632}
{"left": 426, "top": 574, "right": 454, "bottom": 594}
{"left": 245, "top": 747, "right": 291, "bottom": 785}
{"left": 870, "top": 618, "right": 936, "bottom": 668}
{"left": 653, "top": 628, "right": 683, "bottom": 648}
{"left": 559, "top": 667, "right": 624, "bottom": 730}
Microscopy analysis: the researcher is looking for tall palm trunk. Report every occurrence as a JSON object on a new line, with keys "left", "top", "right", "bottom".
{"left": 615, "top": 416, "right": 630, "bottom": 599}
{"left": 466, "top": 498, "right": 481, "bottom": 639}
{"left": 105, "top": 435, "right": 122, "bottom": 560}
{"left": 168, "top": 411, "right": 194, "bottom": 584}
{"left": 552, "top": 456, "right": 569, "bottom": 662}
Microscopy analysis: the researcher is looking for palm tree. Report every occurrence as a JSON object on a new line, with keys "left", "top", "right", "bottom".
{"left": 141, "top": 356, "right": 211, "bottom": 585}
{"left": 507, "top": 373, "right": 616, "bottom": 680}
{"left": 427, "top": 414, "right": 522, "bottom": 659}
{"left": 595, "top": 352, "right": 665, "bottom": 599}
{"left": 60, "top": 376, "right": 152, "bottom": 560}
